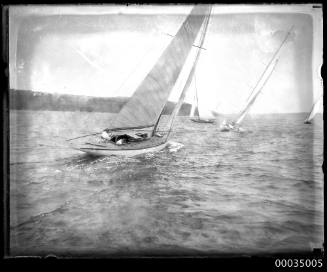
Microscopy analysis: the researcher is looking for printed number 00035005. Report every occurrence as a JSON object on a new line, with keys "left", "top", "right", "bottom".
{"left": 275, "top": 259, "right": 323, "bottom": 268}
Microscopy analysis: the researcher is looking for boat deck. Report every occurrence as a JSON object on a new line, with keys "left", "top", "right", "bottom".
{"left": 70, "top": 133, "right": 168, "bottom": 151}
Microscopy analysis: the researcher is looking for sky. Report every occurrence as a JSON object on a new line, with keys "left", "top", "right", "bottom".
{"left": 9, "top": 4, "right": 323, "bottom": 114}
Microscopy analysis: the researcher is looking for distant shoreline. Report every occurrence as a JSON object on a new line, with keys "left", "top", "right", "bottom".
{"left": 9, "top": 90, "right": 317, "bottom": 115}
{"left": 9, "top": 109, "right": 313, "bottom": 116}
{"left": 9, "top": 89, "right": 192, "bottom": 116}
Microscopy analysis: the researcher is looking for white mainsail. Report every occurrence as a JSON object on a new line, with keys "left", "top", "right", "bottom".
{"left": 106, "top": 6, "right": 211, "bottom": 132}
{"left": 304, "top": 94, "right": 323, "bottom": 123}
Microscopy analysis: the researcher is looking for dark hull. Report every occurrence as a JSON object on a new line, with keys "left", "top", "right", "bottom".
{"left": 190, "top": 118, "right": 215, "bottom": 124}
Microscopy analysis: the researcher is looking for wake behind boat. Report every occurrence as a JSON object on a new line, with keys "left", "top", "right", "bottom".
{"left": 68, "top": 5, "right": 212, "bottom": 156}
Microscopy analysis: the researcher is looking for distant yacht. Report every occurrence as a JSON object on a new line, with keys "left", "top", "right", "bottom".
{"left": 189, "top": 73, "right": 215, "bottom": 124}
{"left": 220, "top": 26, "right": 294, "bottom": 132}
{"left": 304, "top": 94, "right": 323, "bottom": 124}
{"left": 220, "top": 58, "right": 279, "bottom": 132}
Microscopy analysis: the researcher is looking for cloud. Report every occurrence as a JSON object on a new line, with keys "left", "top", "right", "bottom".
{"left": 254, "top": 17, "right": 296, "bottom": 53}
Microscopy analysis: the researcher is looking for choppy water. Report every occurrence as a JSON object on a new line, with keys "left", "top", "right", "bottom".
{"left": 9, "top": 110, "right": 323, "bottom": 256}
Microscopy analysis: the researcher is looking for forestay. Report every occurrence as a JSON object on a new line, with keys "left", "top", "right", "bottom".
{"left": 106, "top": 5, "right": 211, "bottom": 131}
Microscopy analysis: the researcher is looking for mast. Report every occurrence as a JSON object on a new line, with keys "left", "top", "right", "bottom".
{"left": 233, "top": 26, "right": 294, "bottom": 126}
{"left": 151, "top": 106, "right": 165, "bottom": 136}
{"left": 246, "top": 26, "right": 294, "bottom": 103}
{"left": 166, "top": 6, "right": 212, "bottom": 133}
{"left": 235, "top": 59, "right": 279, "bottom": 125}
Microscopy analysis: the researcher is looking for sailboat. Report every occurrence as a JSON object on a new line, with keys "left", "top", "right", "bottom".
{"left": 230, "top": 59, "right": 279, "bottom": 131}
{"left": 304, "top": 94, "right": 323, "bottom": 124}
{"left": 220, "top": 59, "right": 279, "bottom": 132}
{"left": 68, "top": 5, "right": 212, "bottom": 156}
{"left": 220, "top": 26, "right": 294, "bottom": 132}
{"left": 189, "top": 75, "right": 215, "bottom": 124}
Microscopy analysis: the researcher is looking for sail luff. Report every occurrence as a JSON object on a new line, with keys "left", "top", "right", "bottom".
{"left": 107, "top": 6, "right": 210, "bottom": 131}
{"left": 235, "top": 59, "right": 279, "bottom": 125}
{"left": 166, "top": 6, "right": 212, "bottom": 132}
{"left": 246, "top": 26, "right": 294, "bottom": 103}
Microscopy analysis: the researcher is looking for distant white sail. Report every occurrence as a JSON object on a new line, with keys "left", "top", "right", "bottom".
{"left": 304, "top": 94, "right": 323, "bottom": 123}
{"left": 245, "top": 25, "right": 294, "bottom": 103}
{"left": 233, "top": 26, "right": 294, "bottom": 126}
{"left": 235, "top": 59, "right": 279, "bottom": 125}
{"left": 191, "top": 72, "right": 215, "bottom": 121}
{"left": 189, "top": 87, "right": 197, "bottom": 117}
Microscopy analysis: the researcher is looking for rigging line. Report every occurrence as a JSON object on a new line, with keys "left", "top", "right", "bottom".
{"left": 194, "top": 73, "right": 200, "bottom": 119}
{"left": 70, "top": 45, "right": 106, "bottom": 73}
{"left": 66, "top": 132, "right": 102, "bottom": 141}
{"left": 246, "top": 25, "right": 294, "bottom": 102}
{"left": 113, "top": 41, "right": 161, "bottom": 96}
{"left": 161, "top": 31, "right": 207, "bottom": 50}
{"left": 152, "top": 80, "right": 178, "bottom": 136}
{"left": 38, "top": 143, "right": 71, "bottom": 149}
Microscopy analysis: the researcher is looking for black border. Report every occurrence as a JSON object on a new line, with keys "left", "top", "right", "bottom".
{"left": 1, "top": 0, "right": 325, "bottom": 268}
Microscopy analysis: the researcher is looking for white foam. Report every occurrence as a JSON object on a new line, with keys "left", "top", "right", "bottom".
{"left": 167, "top": 141, "right": 184, "bottom": 153}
